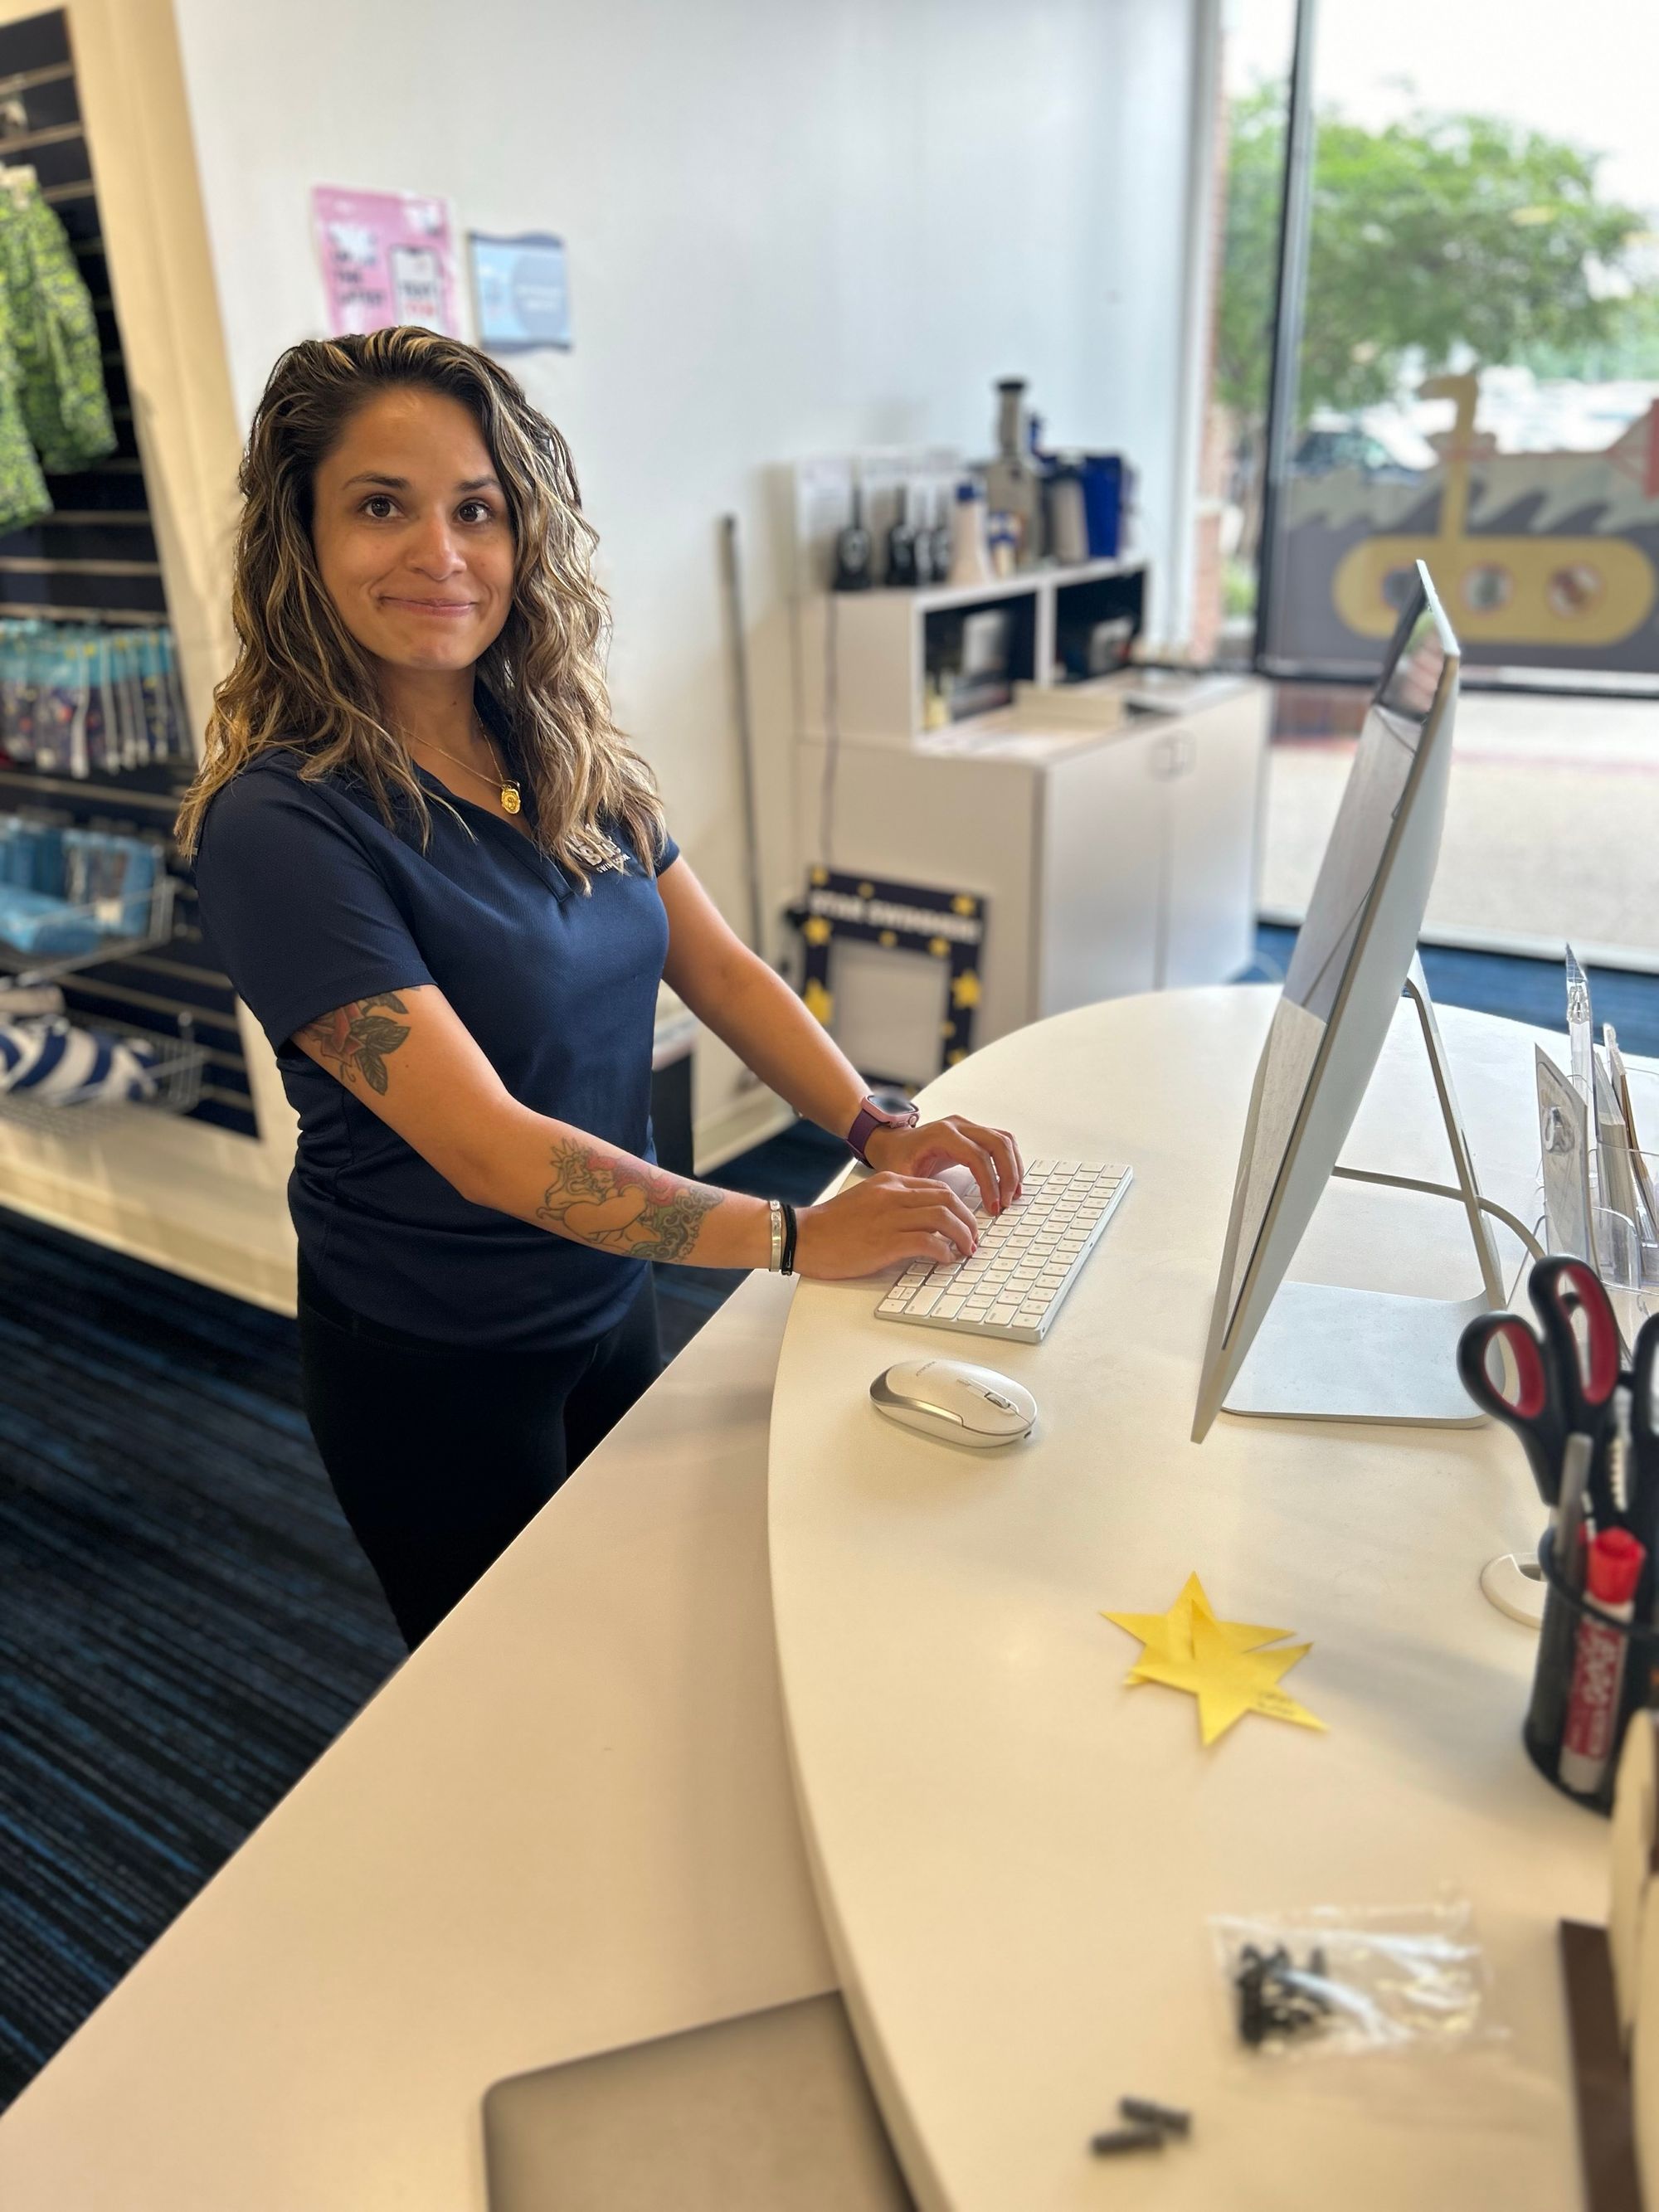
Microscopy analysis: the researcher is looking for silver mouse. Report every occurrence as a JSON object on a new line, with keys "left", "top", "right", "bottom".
{"left": 870, "top": 1357, "right": 1037, "bottom": 1448}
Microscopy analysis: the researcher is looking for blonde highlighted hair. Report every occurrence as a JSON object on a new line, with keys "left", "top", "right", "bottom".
{"left": 175, "top": 327, "right": 664, "bottom": 888}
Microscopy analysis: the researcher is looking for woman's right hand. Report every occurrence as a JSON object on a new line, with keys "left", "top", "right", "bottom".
{"left": 793, "top": 1172, "right": 980, "bottom": 1282}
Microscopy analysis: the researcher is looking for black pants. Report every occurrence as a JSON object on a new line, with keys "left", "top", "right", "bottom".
{"left": 297, "top": 1262, "right": 662, "bottom": 1649}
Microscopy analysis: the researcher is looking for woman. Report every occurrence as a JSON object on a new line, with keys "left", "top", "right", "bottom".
{"left": 180, "top": 327, "right": 1022, "bottom": 1649}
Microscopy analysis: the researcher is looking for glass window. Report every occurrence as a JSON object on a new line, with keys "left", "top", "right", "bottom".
{"left": 1260, "top": 0, "right": 1659, "bottom": 684}
{"left": 1207, "top": 0, "right": 1659, "bottom": 965}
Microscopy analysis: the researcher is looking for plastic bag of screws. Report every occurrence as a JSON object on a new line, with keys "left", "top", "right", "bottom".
{"left": 1209, "top": 1903, "right": 1506, "bottom": 2060}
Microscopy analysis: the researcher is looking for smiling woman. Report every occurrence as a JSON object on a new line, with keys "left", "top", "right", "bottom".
{"left": 312, "top": 391, "right": 524, "bottom": 813}
{"left": 175, "top": 328, "right": 1019, "bottom": 1647}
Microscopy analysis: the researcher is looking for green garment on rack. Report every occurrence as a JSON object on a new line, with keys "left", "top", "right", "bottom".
{"left": 0, "top": 311, "right": 50, "bottom": 535}
{"left": 0, "top": 181, "right": 114, "bottom": 479}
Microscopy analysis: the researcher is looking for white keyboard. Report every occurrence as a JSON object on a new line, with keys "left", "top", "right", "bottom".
{"left": 875, "top": 1157, "right": 1133, "bottom": 1344}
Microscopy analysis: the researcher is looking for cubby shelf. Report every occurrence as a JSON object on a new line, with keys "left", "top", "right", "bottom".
{"left": 797, "top": 555, "right": 1148, "bottom": 750}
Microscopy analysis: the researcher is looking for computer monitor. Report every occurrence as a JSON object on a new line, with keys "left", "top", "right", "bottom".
{"left": 1191, "top": 560, "right": 1462, "bottom": 1440}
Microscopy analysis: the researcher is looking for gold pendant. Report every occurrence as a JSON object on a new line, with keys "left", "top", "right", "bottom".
{"left": 501, "top": 783, "right": 522, "bottom": 815}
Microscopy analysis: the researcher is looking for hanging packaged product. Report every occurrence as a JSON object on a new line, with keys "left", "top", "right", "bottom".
{"left": 0, "top": 620, "right": 189, "bottom": 777}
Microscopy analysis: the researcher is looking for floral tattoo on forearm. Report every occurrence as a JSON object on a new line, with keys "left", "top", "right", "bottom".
{"left": 296, "top": 993, "right": 411, "bottom": 1095}
{"left": 535, "top": 1139, "right": 722, "bottom": 1261}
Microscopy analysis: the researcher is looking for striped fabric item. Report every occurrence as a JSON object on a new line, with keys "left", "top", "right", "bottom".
{"left": 0, "top": 1016, "right": 159, "bottom": 1104}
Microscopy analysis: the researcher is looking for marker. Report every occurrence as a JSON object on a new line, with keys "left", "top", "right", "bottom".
{"left": 1559, "top": 1528, "right": 1647, "bottom": 1797}
{"left": 1532, "top": 1433, "right": 1600, "bottom": 1756}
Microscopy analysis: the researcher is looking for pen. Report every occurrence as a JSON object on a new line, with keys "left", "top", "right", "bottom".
{"left": 1557, "top": 1432, "right": 1597, "bottom": 1592}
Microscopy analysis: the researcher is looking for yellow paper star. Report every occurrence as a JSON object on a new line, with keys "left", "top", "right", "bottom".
{"left": 1103, "top": 1573, "right": 1326, "bottom": 1746}
{"left": 1103, "top": 1572, "right": 1287, "bottom": 1670}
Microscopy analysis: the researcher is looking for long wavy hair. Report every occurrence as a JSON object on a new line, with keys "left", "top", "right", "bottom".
{"left": 174, "top": 328, "right": 664, "bottom": 889}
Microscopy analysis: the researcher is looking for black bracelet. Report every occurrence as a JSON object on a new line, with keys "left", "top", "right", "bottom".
{"left": 780, "top": 1200, "right": 799, "bottom": 1276}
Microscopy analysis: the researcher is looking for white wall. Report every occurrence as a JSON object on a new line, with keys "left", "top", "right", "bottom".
{"left": 170, "top": 0, "right": 1206, "bottom": 1154}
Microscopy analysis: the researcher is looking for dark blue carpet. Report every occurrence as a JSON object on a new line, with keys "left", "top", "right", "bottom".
{"left": 1248, "top": 926, "right": 1659, "bottom": 1059}
{"left": 0, "top": 1218, "right": 401, "bottom": 2109}
{"left": 0, "top": 1119, "right": 845, "bottom": 2111}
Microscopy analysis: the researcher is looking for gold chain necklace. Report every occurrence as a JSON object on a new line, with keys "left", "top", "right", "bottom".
{"left": 416, "top": 715, "right": 523, "bottom": 815}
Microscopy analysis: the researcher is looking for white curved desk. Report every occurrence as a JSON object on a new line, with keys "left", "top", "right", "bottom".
{"left": 769, "top": 987, "right": 1608, "bottom": 2211}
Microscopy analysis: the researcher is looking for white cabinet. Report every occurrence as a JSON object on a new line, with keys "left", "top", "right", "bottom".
{"left": 1035, "top": 725, "right": 1164, "bottom": 1014}
{"left": 1159, "top": 699, "right": 1267, "bottom": 989}
{"left": 1035, "top": 683, "right": 1268, "bottom": 1013}
{"left": 795, "top": 681, "right": 1269, "bottom": 1088}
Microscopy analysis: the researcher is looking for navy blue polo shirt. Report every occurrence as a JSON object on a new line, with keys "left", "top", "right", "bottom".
{"left": 193, "top": 725, "right": 678, "bottom": 1351}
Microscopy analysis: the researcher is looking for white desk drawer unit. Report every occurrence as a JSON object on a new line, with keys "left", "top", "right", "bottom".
{"left": 795, "top": 679, "right": 1269, "bottom": 1080}
{"left": 875, "top": 1157, "right": 1133, "bottom": 1343}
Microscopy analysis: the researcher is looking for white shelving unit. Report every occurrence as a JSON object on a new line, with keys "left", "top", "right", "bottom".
{"left": 791, "top": 545, "right": 1271, "bottom": 1090}
{"left": 796, "top": 557, "right": 1148, "bottom": 748}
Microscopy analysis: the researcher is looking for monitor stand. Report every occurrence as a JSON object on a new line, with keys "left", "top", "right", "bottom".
{"left": 1222, "top": 959, "right": 1536, "bottom": 1427}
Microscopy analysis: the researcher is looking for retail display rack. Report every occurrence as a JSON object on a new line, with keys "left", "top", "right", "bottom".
{"left": 0, "top": 7, "right": 253, "bottom": 1137}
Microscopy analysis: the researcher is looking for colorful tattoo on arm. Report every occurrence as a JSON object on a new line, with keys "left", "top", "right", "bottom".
{"left": 535, "top": 1138, "right": 723, "bottom": 1261}
{"left": 295, "top": 992, "right": 412, "bottom": 1096}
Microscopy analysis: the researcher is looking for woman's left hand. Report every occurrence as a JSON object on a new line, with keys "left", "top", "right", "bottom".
{"left": 864, "top": 1115, "right": 1024, "bottom": 1215}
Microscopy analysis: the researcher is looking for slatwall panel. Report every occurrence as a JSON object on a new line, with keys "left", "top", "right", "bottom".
{"left": 0, "top": 9, "right": 255, "bottom": 1138}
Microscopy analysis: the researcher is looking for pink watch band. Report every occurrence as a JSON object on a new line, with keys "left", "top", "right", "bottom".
{"left": 847, "top": 1094, "right": 918, "bottom": 1168}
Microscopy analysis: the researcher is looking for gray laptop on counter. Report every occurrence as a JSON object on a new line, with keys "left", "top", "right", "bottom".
{"left": 484, "top": 1991, "right": 915, "bottom": 2210}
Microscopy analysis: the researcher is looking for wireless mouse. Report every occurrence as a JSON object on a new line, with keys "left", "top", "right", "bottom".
{"left": 870, "top": 1357, "right": 1037, "bottom": 1448}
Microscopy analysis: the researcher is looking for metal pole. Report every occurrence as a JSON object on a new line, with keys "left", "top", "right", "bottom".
{"left": 1253, "top": 0, "right": 1320, "bottom": 668}
{"left": 718, "top": 513, "right": 766, "bottom": 954}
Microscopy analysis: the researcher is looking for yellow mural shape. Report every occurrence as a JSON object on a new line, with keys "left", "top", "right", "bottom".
{"left": 1332, "top": 372, "right": 1657, "bottom": 647}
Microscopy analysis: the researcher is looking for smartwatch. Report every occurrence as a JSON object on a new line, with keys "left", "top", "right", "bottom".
{"left": 846, "top": 1092, "right": 919, "bottom": 1169}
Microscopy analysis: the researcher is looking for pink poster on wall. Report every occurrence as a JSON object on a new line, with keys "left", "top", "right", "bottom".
{"left": 310, "top": 185, "right": 460, "bottom": 338}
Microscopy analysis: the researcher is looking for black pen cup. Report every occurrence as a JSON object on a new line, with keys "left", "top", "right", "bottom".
{"left": 1524, "top": 1529, "right": 1659, "bottom": 1815}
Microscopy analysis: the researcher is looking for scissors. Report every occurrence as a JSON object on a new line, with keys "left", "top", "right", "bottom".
{"left": 1457, "top": 1257, "right": 1623, "bottom": 1514}
{"left": 1623, "top": 1313, "right": 1659, "bottom": 1562}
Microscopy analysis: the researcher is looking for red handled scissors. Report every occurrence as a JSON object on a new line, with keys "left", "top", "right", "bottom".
{"left": 1457, "top": 1257, "right": 1623, "bottom": 1511}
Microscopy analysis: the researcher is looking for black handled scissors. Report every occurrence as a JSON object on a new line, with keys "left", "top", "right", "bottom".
{"left": 1457, "top": 1257, "right": 1623, "bottom": 1511}
{"left": 1623, "top": 1313, "right": 1659, "bottom": 1560}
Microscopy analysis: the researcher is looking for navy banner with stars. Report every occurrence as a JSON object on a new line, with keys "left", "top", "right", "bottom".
{"left": 787, "top": 868, "right": 986, "bottom": 1080}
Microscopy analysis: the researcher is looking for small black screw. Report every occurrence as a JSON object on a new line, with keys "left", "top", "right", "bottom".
{"left": 1090, "top": 2125, "right": 1165, "bottom": 2156}
{"left": 1120, "top": 2095, "right": 1191, "bottom": 2137}
{"left": 1234, "top": 1941, "right": 1332, "bottom": 2047}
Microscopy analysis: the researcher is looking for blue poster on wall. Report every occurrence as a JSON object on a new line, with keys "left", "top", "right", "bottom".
{"left": 469, "top": 231, "right": 572, "bottom": 352}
